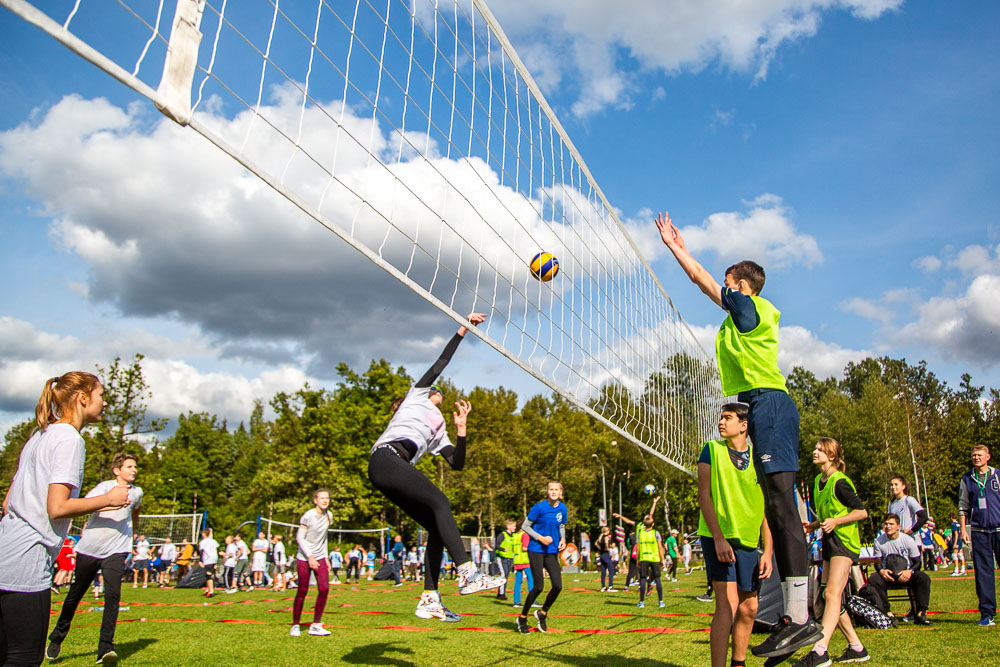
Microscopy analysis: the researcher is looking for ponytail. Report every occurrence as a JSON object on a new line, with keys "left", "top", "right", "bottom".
{"left": 816, "top": 437, "right": 846, "bottom": 473}
{"left": 34, "top": 371, "right": 101, "bottom": 431}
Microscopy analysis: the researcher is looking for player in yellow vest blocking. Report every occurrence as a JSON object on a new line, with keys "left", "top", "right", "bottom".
{"left": 698, "top": 403, "right": 773, "bottom": 667}
{"left": 793, "top": 439, "right": 869, "bottom": 667}
{"left": 636, "top": 517, "right": 667, "bottom": 609}
{"left": 494, "top": 520, "right": 518, "bottom": 600}
{"left": 657, "top": 213, "right": 821, "bottom": 658}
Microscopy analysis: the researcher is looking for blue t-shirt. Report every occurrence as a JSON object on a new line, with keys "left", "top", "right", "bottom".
{"left": 367, "top": 550, "right": 376, "bottom": 566}
{"left": 526, "top": 500, "right": 567, "bottom": 554}
{"left": 330, "top": 551, "right": 343, "bottom": 568}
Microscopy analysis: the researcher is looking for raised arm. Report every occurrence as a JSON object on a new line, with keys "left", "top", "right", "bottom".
{"left": 440, "top": 400, "right": 471, "bottom": 470}
{"left": 655, "top": 212, "right": 724, "bottom": 309}
{"left": 612, "top": 512, "right": 636, "bottom": 527}
{"left": 415, "top": 313, "right": 487, "bottom": 388}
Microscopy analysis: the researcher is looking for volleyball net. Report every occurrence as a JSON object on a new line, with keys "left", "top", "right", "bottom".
{"left": 1, "top": 0, "right": 722, "bottom": 472}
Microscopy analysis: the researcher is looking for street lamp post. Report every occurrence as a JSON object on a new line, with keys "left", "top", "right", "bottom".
{"left": 592, "top": 454, "right": 607, "bottom": 525}
{"left": 167, "top": 478, "right": 177, "bottom": 538}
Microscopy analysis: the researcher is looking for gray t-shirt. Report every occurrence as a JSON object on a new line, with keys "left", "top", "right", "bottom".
{"left": 75, "top": 480, "right": 143, "bottom": 559}
{"left": 297, "top": 509, "right": 332, "bottom": 561}
{"left": 873, "top": 532, "right": 921, "bottom": 571}
{"left": 373, "top": 386, "right": 453, "bottom": 465}
{"left": 887, "top": 495, "right": 923, "bottom": 532}
{"left": 0, "top": 424, "right": 85, "bottom": 592}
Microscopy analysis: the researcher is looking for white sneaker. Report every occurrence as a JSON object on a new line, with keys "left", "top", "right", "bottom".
{"left": 289, "top": 624, "right": 301, "bottom": 637}
{"left": 456, "top": 564, "right": 504, "bottom": 595}
{"left": 308, "top": 623, "right": 330, "bottom": 636}
{"left": 415, "top": 591, "right": 462, "bottom": 622}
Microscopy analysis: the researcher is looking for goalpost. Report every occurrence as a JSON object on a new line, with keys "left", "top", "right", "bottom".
{"left": 261, "top": 517, "right": 389, "bottom": 556}
{"left": 69, "top": 512, "right": 203, "bottom": 546}
{"left": 1, "top": 0, "right": 722, "bottom": 473}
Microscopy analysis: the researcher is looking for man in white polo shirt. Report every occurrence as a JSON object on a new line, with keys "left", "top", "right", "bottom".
{"left": 46, "top": 453, "right": 143, "bottom": 665}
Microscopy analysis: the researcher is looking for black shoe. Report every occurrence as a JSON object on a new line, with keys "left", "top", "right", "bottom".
{"left": 497, "top": 593, "right": 508, "bottom": 600}
{"left": 913, "top": 611, "right": 933, "bottom": 626}
{"left": 899, "top": 613, "right": 914, "bottom": 623}
{"left": 96, "top": 649, "right": 118, "bottom": 664}
{"left": 46, "top": 641, "right": 61, "bottom": 660}
{"left": 791, "top": 651, "right": 832, "bottom": 667}
{"left": 752, "top": 617, "right": 823, "bottom": 658}
{"left": 834, "top": 646, "right": 870, "bottom": 663}
{"left": 695, "top": 593, "right": 714, "bottom": 603}
{"left": 534, "top": 609, "right": 548, "bottom": 633}
{"left": 516, "top": 615, "right": 530, "bottom": 634}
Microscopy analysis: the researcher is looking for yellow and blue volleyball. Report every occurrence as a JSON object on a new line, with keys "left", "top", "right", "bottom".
{"left": 530, "top": 252, "right": 559, "bottom": 282}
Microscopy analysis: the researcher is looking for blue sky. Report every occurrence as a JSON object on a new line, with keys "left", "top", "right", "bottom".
{"left": 1, "top": 0, "right": 998, "bottom": 437}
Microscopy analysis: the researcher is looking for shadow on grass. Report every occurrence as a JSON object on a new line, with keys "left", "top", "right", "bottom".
{"left": 58, "top": 638, "right": 158, "bottom": 663}
{"left": 341, "top": 641, "right": 418, "bottom": 666}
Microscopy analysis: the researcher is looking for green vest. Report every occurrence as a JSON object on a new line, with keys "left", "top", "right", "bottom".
{"left": 715, "top": 295, "right": 787, "bottom": 396}
{"left": 512, "top": 530, "right": 529, "bottom": 566}
{"left": 497, "top": 531, "right": 516, "bottom": 559}
{"left": 814, "top": 471, "right": 862, "bottom": 555}
{"left": 637, "top": 526, "right": 660, "bottom": 563}
{"left": 697, "top": 439, "right": 765, "bottom": 549}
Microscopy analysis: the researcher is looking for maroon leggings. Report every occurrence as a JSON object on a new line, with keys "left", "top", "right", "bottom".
{"left": 293, "top": 558, "right": 329, "bottom": 625}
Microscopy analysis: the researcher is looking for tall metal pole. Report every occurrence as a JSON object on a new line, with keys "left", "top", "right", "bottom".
{"left": 167, "top": 478, "right": 176, "bottom": 538}
{"left": 592, "top": 454, "right": 607, "bottom": 524}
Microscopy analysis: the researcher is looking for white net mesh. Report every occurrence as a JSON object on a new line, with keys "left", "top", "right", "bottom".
{"left": 2, "top": 0, "right": 722, "bottom": 472}
{"left": 68, "top": 512, "right": 202, "bottom": 546}
{"left": 262, "top": 517, "right": 388, "bottom": 555}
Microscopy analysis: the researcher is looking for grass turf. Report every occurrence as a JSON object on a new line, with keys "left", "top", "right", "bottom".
{"left": 44, "top": 570, "right": 996, "bottom": 665}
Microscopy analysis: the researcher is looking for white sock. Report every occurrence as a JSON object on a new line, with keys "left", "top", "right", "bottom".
{"left": 849, "top": 642, "right": 864, "bottom": 652}
{"left": 786, "top": 576, "right": 809, "bottom": 624}
{"left": 814, "top": 643, "right": 828, "bottom": 656}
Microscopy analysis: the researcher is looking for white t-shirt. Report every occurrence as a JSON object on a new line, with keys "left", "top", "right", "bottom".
{"left": 273, "top": 541, "right": 286, "bottom": 566}
{"left": 296, "top": 509, "right": 332, "bottom": 561}
{"left": 160, "top": 542, "right": 177, "bottom": 561}
{"left": 252, "top": 538, "right": 269, "bottom": 555}
{"left": 75, "top": 480, "right": 143, "bottom": 559}
{"left": 888, "top": 495, "right": 923, "bottom": 532}
{"left": 372, "top": 386, "right": 454, "bottom": 465}
{"left": 134, "top": 538, "right": 151, "bottom": 561}
{"left": 0, "top": 423, "right": 86, "bottom": 592}
{"left": 199, "top": 537, "right": 220, "bottom": 565}
{"left": 235, "top": 539, "right": 249, "bottom": 561}
{"left": 224, "top": 543, "right": 238, "bottom": 568}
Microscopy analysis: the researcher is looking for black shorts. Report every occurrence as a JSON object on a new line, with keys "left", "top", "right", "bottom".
{"left": 202, "top": 563, "right": 216, "bottom": 576}
{"left": 639, "top": 561, "right": 662, "bottom": 579}
{"left": 821, "top": 532, "right": 859, "bottom": 564}
{"left": 739, "top": 388, "right": 800, "bottom": 474}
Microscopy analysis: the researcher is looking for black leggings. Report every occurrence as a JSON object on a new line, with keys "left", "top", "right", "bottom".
{"left": 50, "top": 552, "right": 127, "bottom": 656}
{"left": 521, "top": 552, "right": 562, "bottom": 614}
{"left": 368, "top": 449, "right": 468, "bottom": 590}
{"left": 761, "top": 470, "right": 809, "bottom": 579}
{"left": 0, "top": 588, "right": 50, "bottom": 666}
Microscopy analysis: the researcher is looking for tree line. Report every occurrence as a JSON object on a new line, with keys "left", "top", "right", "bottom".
{"left": 1, "top": 353, "right": 995, "bottom": 545}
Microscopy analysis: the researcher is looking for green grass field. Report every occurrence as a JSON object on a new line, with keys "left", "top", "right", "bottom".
{"left": 46, "top": 569, "right": 997, "bottom": 665}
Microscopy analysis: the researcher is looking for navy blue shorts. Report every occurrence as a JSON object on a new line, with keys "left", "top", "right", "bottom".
{"left": 701, "top": 536, "right": 760, "bottom": 593}
{"left": 738, "top": 388, "right": 799, "bottom": 474}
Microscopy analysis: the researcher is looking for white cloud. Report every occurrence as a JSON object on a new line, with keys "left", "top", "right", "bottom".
{"left": 0, "top": 318, "right": 315, "bottom": 425}
{"left": 777, "top": 325, "right": 872, "bottom": 379}
{"left": 840, "top": 297, "right": 892, "bottom": 323}
{"left": 490, "top": 0, "right": 904, "bottom": 115}
{"left": 913, "top": 255, "right": 941, "bottom": 272}
{"left": 679, "top": 194, "right": 823, "bottom": 268}
{"left": 947, "top": 243, "right": 1000, "bottom": 277}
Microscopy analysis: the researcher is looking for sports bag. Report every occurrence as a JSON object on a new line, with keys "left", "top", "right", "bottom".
{"left": 845, "top": 594, "right": 896, "bottom": 629}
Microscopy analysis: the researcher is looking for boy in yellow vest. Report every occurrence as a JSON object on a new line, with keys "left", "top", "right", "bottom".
{"left": 698, "top": 403, "right": 773, "bottom": 667}
{"left": 657, "top": 213, "right": 821, "bottom": 658}
{"left": 494, "top": 519, "right": 518, "bottom": 600}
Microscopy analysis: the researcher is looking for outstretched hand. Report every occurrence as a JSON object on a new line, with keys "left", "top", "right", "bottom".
{"left": 654, "top": 212, "right": 684, "bottom": 250}
{"left": 452, "top": 399, "right": 472, "bottom": 432}
{"left": 458, "top": 312, "right": 487, "bottom": 336}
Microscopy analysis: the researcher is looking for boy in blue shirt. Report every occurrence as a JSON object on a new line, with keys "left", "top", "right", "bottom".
{"left": 517, "top": 481, "right": 567, "bottom": 634}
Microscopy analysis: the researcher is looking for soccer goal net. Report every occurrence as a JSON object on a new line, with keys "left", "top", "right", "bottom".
{"left": 261, "top": 517, "right": 389, "bottom": 556}
{"left": 1, "top": 0, "right": 721, "bottom": 472}
{"left": 69, "top": 512, "right": 203, "bottom": 546}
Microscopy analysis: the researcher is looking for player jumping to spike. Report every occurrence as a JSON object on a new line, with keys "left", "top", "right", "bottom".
{"left": 656, "top": 213, "right": 822, "bottom": 659}
{"left": 368, "top": 313, "right": 504, "bottom": 623}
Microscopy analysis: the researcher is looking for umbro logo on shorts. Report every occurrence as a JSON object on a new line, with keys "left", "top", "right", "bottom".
{"left": 760, "top": 454, "right": 771, "bottom": 463}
